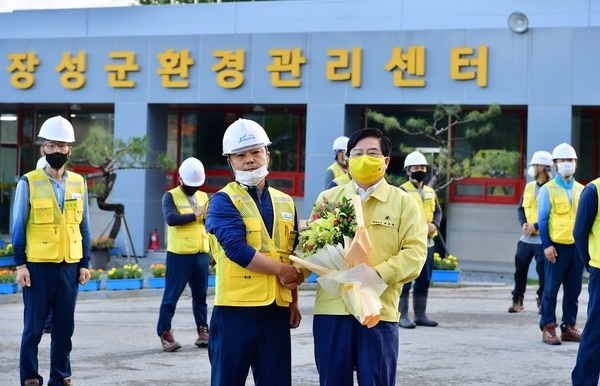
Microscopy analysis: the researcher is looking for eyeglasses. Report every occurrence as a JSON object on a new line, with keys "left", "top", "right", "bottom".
{"left": 349, "top": 149, "right": 383, "bottom": 158}
{"left": 43, "top": 142, "right": 70, "bottom": 151}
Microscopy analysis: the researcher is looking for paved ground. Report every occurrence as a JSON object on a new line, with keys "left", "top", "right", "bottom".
{"left": 0, "top": 265, "right": 587, "bottom": 386}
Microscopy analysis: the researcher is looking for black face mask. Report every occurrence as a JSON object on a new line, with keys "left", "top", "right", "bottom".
{"left": 180, "top": 185, "right": 198, "bottom": 196}
{"left": 410, "top": 171, "right": 427, "bottom": 183}
{"left": 45, "top": 152, "right": 69, "bottom": 170}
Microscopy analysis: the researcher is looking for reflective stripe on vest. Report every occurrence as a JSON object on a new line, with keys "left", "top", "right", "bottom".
{"left": 333, "top": 173, "right": 351, "bottom": 186}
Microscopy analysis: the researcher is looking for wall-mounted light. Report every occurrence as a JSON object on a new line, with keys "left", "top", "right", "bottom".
{"left": 0, "top": 114, "right": 17, "bottom": 121}
{"left": 253, "top": 105, "right": 266, "bottom": 113}
{"left": 508, "top": 12, "right": 528, "bottom": 34}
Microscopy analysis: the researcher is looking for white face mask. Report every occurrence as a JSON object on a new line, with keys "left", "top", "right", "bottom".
{"left": 557, "top": 161, "right": 576, "bottom": 178}
{"left": 527, "top": 166, "right": 537, "bottom": 179}
{"left": 235, "top": 165, "right": 269, "bottom": 187}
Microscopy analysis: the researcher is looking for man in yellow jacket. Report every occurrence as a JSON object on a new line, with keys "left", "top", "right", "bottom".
{"left": 12, "top": 116, "right": 91, "bottom": 386}
{"left": 157, "top": 157, "right": 211, "bottom": 352}
{"left": 311, "top": 128, "right": 428, "bottom": 386}
{"left": 205, "top": 119, "right": 304, "bottom": 386}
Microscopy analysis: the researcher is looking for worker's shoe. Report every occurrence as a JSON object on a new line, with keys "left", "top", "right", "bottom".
{"left": 508, "top": 295, "right": 524, "bottom": 313}
{"left": 413, "top": 293, "right": 438, "bottom": 327}
{"left": 63, "top": 377, "right": 73, "bottom": 385}
{"left": 536, "top": 297, "right": 542, "bottom": 315}
{"left": 542, "top": 323, "right": 562, "bottom": 345}
{"left": 195, "top": 326, "right": 209, "bottom": 348}
{"left": 24, "top": 379, "right": 40, "bottom": 386}
{"left": 560, "top": 324, "right": 582, "bottom": 342}
{"left": 160, "top": 330, "right": 182, "bottom": 352}
{"left": 398, "top": 296, "right": 415, "bottom": 329}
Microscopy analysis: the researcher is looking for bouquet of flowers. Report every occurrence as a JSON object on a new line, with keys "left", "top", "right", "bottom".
{"left": 296, "top": 196, "right": 358, "bottom": 257}
{"left": 291, "top": 195, "right": 387, "bottom": 328}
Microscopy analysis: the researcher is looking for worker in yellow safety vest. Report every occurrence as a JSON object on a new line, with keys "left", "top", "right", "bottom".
{"left": 398, "top": 150, "right": 442, "bottom": 329}
{"left": 205, "top": 118, "right": 304, "bottom": 386}
{"left": 322, "top": 135, "right": 349, "bottom": 189}
{"left": 12, "top": 116, "right": 91, "bottom": 386}
{"left": 538, "top": 143, "right": 584, "bottom": 345}
{"left": 157, "top": 157, "right": 211, "bottom": 352}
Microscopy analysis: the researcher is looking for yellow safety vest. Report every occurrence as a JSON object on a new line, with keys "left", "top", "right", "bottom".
{"left": 401, "top": 181, "right": 438, "bottom": 238}
{"left": 166, "top": 187, "right": 210, "bottom": 254}
{"left": 522, "top": 181, "right": 541, "bottom": 235}
{"left": 546, "top": 179, "right": 583, "bottom": 244}
{"left": 588, "top": 180, "right": 600, "bottom": 269}
{"left": 332, "top": 173, "right": 352, "bottom": 187}
{"left": 25, "top": 169, "right": 85, "bottom": 263}
{"left": 327, "top": 161, "right": 346, "bottom": 180}
{"left": 213, "top": 182, "right": 296, "bottom": 307}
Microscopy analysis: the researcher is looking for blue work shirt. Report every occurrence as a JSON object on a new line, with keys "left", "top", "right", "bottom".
{"left": 205, "top": 182, "right": 297, "bottom": 268}
{"left": 11, "top": 169, "right": 91, "bottom": 268}
{"left": 573, "top": 182, "right": 598, "bottom": 268}
{"left": 537, "top": 175, "right": 576, "bottom": 249}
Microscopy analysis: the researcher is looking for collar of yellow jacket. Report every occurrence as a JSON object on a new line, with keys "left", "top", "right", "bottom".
{"left": 344, "top": 178, "right": 391, "bottom": 202}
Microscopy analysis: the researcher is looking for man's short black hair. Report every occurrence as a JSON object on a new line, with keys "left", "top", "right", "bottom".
{"left": 346, "top": 128, "right": 392, "bottom": 157}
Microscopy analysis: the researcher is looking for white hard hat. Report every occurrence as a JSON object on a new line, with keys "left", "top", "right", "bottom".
{"left": 529, "top": 151, "right": 553, "bottom": 166}
{"left": 38, "top": 116, "right": 75, "bottom": 143}
{"left": 551, "top": 143, "right": 577, "bottom": 160}
{"left": 404, "top": 151, "right": 428, "bottom": 168}
{"left": 332, "top": 136, "right": 349, "bottom": 152}
{"left": 36, "top": 156, "right": 47, "bottom": 169}
{"left": 178, "top": 157, "right": 205, "bottom": 187}
{"left": 222, "top": 118, "right": 271, "bottom": 155}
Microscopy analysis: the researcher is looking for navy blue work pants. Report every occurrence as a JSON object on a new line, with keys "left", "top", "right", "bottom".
{"left": 20, "top": 262, "right": 79, "bottom": 386}
{"left": 511, "top": 241, "right": 545, "bottom": 299}
{"left": 208, "top": 303, "right": 292, "bottom": 386}
{"left": 313, "top": 315, "right": 399, "bottom": 386}
{"left": 401, "top": 245, "right": 434, "bottom": 295}
{"left": 156, "top": 252, "right": 209, "bottom": 336}
{"left": 539, "top": 243, "right": 584, "bottom": 328}
{"left": 572, "top": 266, "right": 600, "bottom": 386}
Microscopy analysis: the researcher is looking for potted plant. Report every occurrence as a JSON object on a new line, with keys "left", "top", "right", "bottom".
{"left": 105, "top": 264, "right": 144, "bottom": 290}
{"left": 90, "top": 236, "right": 115, "bottom": 270}
{"left": 148, "top": 264, "right": 166, "bottom": 289}
{"left": 432, "top": 253, "right": 460, "bottom": 283}
{"left": 0, "top": 243, "right": 14, "bottom": 268}
{"left": 0, "top": 269, "right": 18, "bottom": 294}
{"left": 79, "top": 269, "right": 103, "bottom": 291}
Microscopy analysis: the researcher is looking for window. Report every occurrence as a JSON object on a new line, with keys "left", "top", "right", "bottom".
{"left": 166, "top": 106, "right": 306, "bottom": 196}
{"left": 366, "top": 105, "right": 526, "bottom": 204}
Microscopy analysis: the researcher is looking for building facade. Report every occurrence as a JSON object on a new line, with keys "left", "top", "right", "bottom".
{"left": 1, "top": 0, "right": 599, "bottom": 269}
